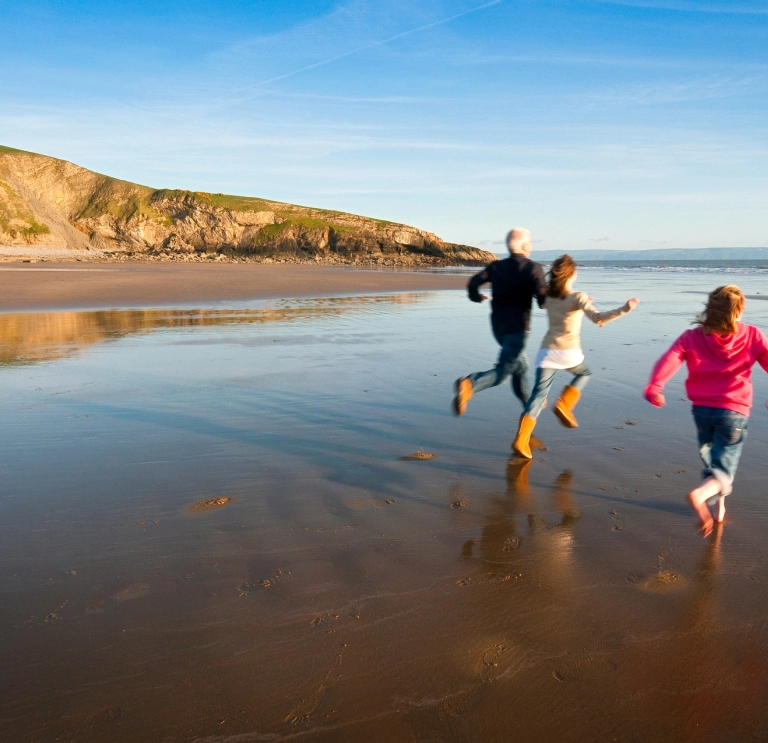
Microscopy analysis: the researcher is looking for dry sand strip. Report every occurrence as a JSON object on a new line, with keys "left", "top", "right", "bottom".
{"left": 0, "top": 262, "right": 474, "bottom": 312}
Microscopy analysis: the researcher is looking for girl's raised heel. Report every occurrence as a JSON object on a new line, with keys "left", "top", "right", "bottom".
{"left": 553, "top": 385, "right": 581, "bottom": 428}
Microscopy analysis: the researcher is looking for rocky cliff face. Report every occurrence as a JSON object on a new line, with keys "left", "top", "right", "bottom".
{"left": 0, "top": 146, "right": 495, "bottom": 265}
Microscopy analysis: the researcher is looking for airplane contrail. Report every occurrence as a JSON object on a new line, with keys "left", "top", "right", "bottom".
{"left": 253, "top": 0, "right": 504, "bottom": 87}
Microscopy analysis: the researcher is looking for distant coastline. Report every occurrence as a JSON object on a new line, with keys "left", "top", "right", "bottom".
{"left": 525, "top": 247, "right": 768, "bottom": 262}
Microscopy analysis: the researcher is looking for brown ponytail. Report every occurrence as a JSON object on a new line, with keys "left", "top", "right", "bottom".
{"left": 547, "top": 254, "right": 576, "bottom": 299}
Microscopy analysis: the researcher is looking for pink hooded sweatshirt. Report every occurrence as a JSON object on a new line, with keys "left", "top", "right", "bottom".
{"left": 645, "top": 324, "right": 768, "bottom": 416}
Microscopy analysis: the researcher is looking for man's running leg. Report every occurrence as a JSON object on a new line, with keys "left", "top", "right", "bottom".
{"left": 453, "top": 332, "right": 527, "bottom": 416}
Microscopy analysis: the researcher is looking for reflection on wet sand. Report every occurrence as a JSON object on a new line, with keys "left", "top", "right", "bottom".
{"left": 627, "top": 524, "right": 768, "bottom": 741}
{"left": 468, "top": 460, "right": 581, "bottom": 575}
{"left": 0, "top": 292, "right": 428, "bottom": 365}
{"left": 445, "top": 463, "right": 768, "bottom": 741}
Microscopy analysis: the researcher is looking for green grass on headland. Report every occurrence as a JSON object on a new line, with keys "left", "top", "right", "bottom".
{"left": 0, "top": 144, "right": 403, "bottom": 230}
{"left": 204, "top": 192, "right": 276, "bottom": 212}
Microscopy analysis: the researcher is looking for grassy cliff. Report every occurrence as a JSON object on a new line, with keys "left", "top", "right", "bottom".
{"left": 0, "top": 146, "right": 494, "bottom": 265}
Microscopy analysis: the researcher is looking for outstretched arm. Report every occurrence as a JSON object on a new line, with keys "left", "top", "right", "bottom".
{"left": 468, "top": 268, "right": 490, "bottom": 303}
{"left": 577, "top": 294, "right": 639, "bottom": 325}
{"left": 533, "top": 263, "right": 548, "bottom": 309}
{"left": 644, "top": 335, "right": 687, "bottom": 407}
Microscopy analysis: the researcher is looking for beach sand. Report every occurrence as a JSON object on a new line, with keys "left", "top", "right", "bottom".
{"left": 1, "top": 267, "right": 768, "bottom": 742}
{"left": 0, "top": 262, "right": 470, "bottom": 312}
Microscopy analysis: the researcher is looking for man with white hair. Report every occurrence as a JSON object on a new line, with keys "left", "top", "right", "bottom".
{"left": 453, "top": 227, "right": 547, "bottom": 416}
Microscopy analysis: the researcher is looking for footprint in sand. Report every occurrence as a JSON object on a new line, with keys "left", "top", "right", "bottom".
{"left": 311, "top": 613, "right": 340, "bottom": 626}
{"left": 626, "top": 571, "right": 688, "bottom": 594}
{"left": 468, "top": 639, "right": 524, "bottom": 679}
{"left": 553, "top": 656, "right": 617, "bottom": 682}
{"left": 610, "top": 510, "right": 625, "bottom": 531}
{"left": 482, "top": 644, "right": 506, "bottom": 667}
{"left": 238, "top": 569, "right": 287, "bottom": 595}
{"left": 186, "top": 497, "right": 234, "bottom": 513}
{"left": 110, "top": 583, "right": 150, "bottom": 602}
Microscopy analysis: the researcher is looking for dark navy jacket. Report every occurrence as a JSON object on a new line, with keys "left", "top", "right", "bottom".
{"left": 467, "top": 254, "right": 547, "bottom": 337}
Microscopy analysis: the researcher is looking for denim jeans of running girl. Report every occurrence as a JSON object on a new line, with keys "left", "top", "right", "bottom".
{"left": 523, "top": 362, "right": 593, "bottom": 419}
{"left": 692, "top": 405, "right": 749, "bottom": 496}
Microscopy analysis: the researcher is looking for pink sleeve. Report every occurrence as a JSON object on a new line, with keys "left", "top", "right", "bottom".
{"left": 645, "top": 334, "right": 687, "bottom": 397}
{"left": 754, "top": 328, "right": 768, "bottom": 373}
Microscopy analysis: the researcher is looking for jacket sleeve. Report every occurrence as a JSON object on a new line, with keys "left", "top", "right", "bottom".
{"left": 645, "top": 334, "right": 687, "bottom": 398}
{"left": 754, "top": 327, "right": 768, "bottom": 373}
{"left": 532, "top": 263, "right": 548, "bottom": 309}
{"left": 575, "top": 293, "right": 632, "bottom": 325}
{"left": 467, "top": 267, "right": 491, "bottom": 303}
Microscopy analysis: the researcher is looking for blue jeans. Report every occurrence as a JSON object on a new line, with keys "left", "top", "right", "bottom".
{"left": 468, "top": 331, "right": 530, "bottom": 405}
{"left": 692, "top": 406, "right": 748, "bottom": 496}
{"left": 522, "top": 363, "right": 593, "bottom": 419}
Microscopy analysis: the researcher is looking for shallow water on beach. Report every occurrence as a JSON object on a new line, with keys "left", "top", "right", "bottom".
{"left": 3, "top": 270, "right": 768, "bottom": 742}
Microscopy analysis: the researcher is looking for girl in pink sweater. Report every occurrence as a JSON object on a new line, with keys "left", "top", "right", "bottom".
{"left": 645, "top": 285, "right": 768, "bottom": 536}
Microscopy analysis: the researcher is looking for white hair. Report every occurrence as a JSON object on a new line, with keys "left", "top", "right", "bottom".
{"left": 506, "top": 227, "right": 532, "bottom": 255}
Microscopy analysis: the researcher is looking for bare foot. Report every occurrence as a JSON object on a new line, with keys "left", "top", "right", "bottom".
{"left": 688, "top": 477, "right": 721, "bottom": 537}
{"left": 711, "top": 495, "right": 726, "bottom": 523}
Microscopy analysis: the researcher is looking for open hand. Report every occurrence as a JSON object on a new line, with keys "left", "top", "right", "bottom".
{"left": 626, "top": 298, "right": 640, "bottom": 311}
{"left": 644, "top": 388, "right": 665, "bottom": 407}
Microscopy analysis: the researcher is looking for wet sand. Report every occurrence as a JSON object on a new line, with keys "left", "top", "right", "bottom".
{"left": 2, "top": 270, "right": 768, "bottom": 742}
{"left": 0, "top": 262, "right": 470, "bottom": 312}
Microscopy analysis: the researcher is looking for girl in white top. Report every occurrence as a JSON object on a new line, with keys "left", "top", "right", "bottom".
{"left": 512, "top": 254, "right": 639, "bottom": 459}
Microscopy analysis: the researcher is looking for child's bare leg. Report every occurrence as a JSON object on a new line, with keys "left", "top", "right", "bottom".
{"left": 711, "top": 495, "right": 726, "bottom": 523}
{"left": 687, "top": 477, "right": 721, "bottom": 536}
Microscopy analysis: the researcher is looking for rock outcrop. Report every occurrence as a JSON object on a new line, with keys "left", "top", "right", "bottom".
{"left": 0, "top": 145, "right": 494, "bottom": 265}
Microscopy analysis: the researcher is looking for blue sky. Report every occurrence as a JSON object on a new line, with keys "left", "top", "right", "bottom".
{"left": 0, "top": 0, "right": 766, "bottom": 250}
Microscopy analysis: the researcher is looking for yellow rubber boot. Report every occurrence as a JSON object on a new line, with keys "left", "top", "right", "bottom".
{"left": 512, "top": 415, "right": 537, "bottom": 459}
{"left": 452, "top": 377, "right": 473, "bottom": 417}
{"left": 553, "top": 385, "right": 581, "bottom": 428}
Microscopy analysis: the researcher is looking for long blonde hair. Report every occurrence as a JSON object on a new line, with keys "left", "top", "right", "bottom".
{"left": 694, "top": 285, "right": 745, "bottom": 336}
